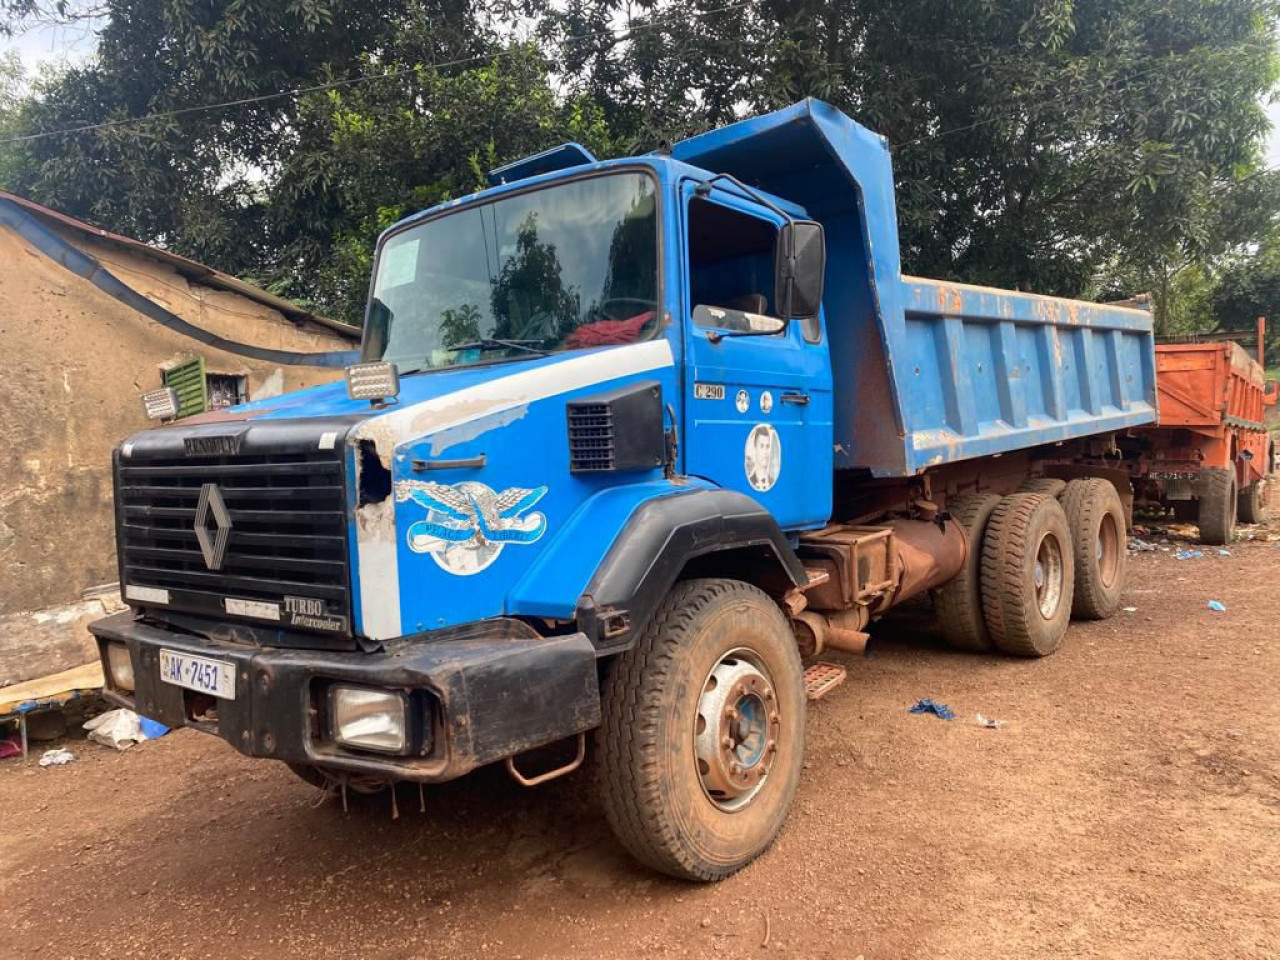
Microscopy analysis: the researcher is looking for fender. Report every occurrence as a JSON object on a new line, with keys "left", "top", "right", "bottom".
{"left": 573, "top": 487, "right": 808, "bottom": 650}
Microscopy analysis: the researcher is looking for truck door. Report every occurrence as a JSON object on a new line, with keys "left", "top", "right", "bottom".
{"left": 680, "top": 184, "right": 833, "bottom": 530}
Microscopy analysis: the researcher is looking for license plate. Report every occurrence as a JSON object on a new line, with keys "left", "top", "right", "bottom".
{"left": 158, "top": 649, "right": 236, "bottom": 700}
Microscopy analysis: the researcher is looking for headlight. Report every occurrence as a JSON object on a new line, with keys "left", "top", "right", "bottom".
{"left": 330, "top": 685, "right": 407, "bottom": 754}
{"left": 106, "top": 643, "right": 135, "bottom": 692}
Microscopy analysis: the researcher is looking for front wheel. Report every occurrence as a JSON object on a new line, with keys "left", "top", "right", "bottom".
{"left": 597, "top": 578, "right": 805, "bottom": 881}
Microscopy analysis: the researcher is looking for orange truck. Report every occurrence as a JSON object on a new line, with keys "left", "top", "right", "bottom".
{"left": 1122, "top": 340, "right": 1276, "bottom": 543}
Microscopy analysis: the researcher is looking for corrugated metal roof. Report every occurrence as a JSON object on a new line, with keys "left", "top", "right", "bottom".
{"left": 0, "top": 189, "right": 361, "bottom": 342}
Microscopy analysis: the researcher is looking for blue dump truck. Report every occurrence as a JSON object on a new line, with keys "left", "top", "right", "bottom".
{"left": 90, "top": 99, "right": 1156, "bottom": 880}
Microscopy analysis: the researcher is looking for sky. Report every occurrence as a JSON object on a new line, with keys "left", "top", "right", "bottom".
{"left": 5, "top": 19, "right": 1280, "bottom": 167}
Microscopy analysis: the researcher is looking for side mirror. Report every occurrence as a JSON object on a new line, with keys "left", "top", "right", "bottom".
{"left": 775, "top": 220, "right": 826, "bottom": 320}
{"left": 363, "top": 296, "right": 392, "bottom": 361}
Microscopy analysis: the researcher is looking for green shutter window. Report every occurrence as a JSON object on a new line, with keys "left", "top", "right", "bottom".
{"left": 163, "top": 357, "right": 208, "bottom": 418}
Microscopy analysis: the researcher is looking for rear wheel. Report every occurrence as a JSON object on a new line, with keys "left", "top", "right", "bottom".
{"left": 981, "top": 493, "right": 1075, "bottom": 657}
{"left": 1060, "top": 479, "right": 1127, "bottom": 620}
{"left": 932, "top": 494, "right": 1002, "bottom": 651}
{"left": 597, "top": 578, "right": 805, "bottom": 881}
{"left": 1018, "top": 477, "right": 1067, "bottom": 497}
{"left": 1198, "top": 468, "right": 1236, "bottom": 545}
{"left": 1237, "top": 480, "right": 1268, "bottom": 524}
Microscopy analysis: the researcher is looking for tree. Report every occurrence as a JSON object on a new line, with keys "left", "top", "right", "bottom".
{"left": 0, "top": 52, "right": 20, "bottom": 185}
{"left": 1, "top": 0, "right": 1277, "bottom": 330}
{"left": 548, "top": 0, "right": 1280, "bottom": 308}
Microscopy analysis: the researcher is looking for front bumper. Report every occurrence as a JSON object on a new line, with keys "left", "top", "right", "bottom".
{"left": 89, "top": 611, "right": 602, "bottom": 782}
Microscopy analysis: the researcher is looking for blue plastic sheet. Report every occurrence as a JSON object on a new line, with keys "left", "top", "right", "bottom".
{"left": 908, "top": 698, "right": 955, "bottom": 720}
{"left": 138, "top": 715, "right": 170, "bottom": 739}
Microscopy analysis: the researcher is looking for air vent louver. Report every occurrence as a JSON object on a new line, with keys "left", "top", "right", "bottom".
{"left": 566, "top": 381, "right": 665, "bottom": 474}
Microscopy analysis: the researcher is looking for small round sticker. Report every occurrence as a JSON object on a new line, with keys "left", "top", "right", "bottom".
{"left": 760, "top": 390, "right": 774, "bottom": 414}
{"left": 735, "top": 389, "right": 750, "bottom": 414}
{"left": 744, "top": 424, "right": 782, "bottom": 492}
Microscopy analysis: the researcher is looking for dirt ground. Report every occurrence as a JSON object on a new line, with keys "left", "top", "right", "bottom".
{"left": 4, "top": 523, "right": 1279, "bottom": 960}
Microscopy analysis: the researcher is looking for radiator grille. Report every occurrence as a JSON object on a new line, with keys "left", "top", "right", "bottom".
{"left": 567, "top": 403, "right": 616, "bottom": 472}
{"left": 116, "top": 450, "right": 351, "bottom": 632}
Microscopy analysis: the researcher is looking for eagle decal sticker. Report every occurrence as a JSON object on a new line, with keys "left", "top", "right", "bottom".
{"left": 394, "top": 479, "right": 549, "bottom": 576}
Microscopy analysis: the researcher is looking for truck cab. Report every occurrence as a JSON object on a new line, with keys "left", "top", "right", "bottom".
{"left": 91, "top": 100, "right": 1156, "bottom": 881}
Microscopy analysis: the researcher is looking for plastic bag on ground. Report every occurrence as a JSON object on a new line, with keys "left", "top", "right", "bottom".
{"left": 83, "top": 708, "right": 169, "bottom": 750}
{"left": 38, "top": 747, "right": 75, "bottom": 767}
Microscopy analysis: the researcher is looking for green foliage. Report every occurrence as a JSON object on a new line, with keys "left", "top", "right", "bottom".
{"left": 0, "top": 51, "right": 21, "bottom": 185}
{"left": 0, "top": 0, "right": 1277, "bottom": 329}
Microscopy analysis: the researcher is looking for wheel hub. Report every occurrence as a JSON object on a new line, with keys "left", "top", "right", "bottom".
{"left": 694, "top": 652, "right": 780, "bottom": 812}
{"left": 1034, "top": 532, "right": 1064, "bottom": 619}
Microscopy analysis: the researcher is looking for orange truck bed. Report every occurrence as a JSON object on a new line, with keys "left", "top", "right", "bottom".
{"left": 1155, "top": 341, "right": 1271, "bottom": 481}
{"left": 1110, "top": 340, "right": 1276, "bottom": 543}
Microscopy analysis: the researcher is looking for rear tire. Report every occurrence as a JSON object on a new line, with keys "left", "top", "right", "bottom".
{"left": 980, "top": 493, "right": 1075, "bottom": 657}
{"left": 932, "top": 494, "right": 1002, "bottom": 651}
{"left": 1237, "top": 480, "right": 1268, "bottom": 524}
{"left": 1018, "top": 478, "right": 1067, "bottom": 497}
{"left": 597, "top": 578, "right": 805, "bottom": 881}
{"left": 1198, "top": 468, "right": 1236, "bottom": 545}
{"left": 1060, "top": 479, "right": 1127, "bottom": 620}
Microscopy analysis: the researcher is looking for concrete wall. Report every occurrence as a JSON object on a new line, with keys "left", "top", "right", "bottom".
{"left": 0, "top": 220, "right": 353, "bottom": 618}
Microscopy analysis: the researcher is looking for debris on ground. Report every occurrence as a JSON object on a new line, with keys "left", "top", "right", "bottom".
{"left": 83, "top": 709, "right": 169, "bottom": 750}
{"left": 974, "top": 713, "right": 1005, "bottom": 729}
{"left": 1123, "top": 606, "right": 1138, "bottom": 613}
{"left": 1165, "top": 523, "right": 1200, "bottom": 539}
{"left": 1129, "top": 538, "right": 1157, "bottom": 552}
{"left": 38, "top": 747, "right": 75, "bottom": 767}
{"left": 1218, "top": 549, "right": 1231, "bottom": 556}
{"left": 908, "top": 698, "right": 955, "bottom": 720}
{"left": 1176, "top": 549, "right": 1203, "bottom": 560}
{"left": 1207, "top": 600, "right": 1227, "bottom": 613}
{"left": 0, "top": 733, "right": 21, "bottom": 759}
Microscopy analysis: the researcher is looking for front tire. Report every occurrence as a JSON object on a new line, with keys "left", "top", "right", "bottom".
{"left": 597, "top": 578, "right": 805, "bottom": 881}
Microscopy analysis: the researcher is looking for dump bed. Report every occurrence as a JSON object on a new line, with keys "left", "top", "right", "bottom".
{"left": 1155, "top": 341, "right": 1267, "bottom": 430}
{"left": 672, "top": 99, "right": 1158, "bottom": 477}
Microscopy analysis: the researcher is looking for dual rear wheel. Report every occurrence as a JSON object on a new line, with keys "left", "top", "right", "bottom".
{"left": 933, "top": 478, "right": 1127, "bottom": 657}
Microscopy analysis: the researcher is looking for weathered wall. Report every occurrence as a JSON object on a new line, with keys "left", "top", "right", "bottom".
{"left": 0, "top": 221, "right": 353, "bottom": 616}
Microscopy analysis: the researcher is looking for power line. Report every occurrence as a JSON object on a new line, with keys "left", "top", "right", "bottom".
{"left": 0, "top": 1, "right": 754, "bottom": 147}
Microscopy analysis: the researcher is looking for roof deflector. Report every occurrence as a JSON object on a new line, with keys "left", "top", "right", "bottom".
{"left": 486, "top": 142, "right": 598, "bottom": 186}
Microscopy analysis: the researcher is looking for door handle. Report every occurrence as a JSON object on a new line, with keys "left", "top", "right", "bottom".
{"left": 412, "top": 454, "right": 487, "bottom": 472}
{"left": 780, "top": 392, "right": 810, "bottom": 406}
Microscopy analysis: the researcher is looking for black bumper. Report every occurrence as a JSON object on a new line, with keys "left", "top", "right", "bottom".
{"left": 89, "top": 611, "right": 602, "bottom": 782}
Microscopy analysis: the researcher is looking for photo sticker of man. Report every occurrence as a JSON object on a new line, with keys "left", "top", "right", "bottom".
{"left": 744, "top": 423, "right": 782, "bottom": 492}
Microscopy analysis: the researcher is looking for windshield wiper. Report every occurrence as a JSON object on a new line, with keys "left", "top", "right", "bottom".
{"left": 447, "top": 338, "right": 548, "bottom": 356}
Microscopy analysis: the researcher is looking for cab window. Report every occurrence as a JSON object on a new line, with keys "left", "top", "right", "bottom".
{"left": 687, "top": 198, "right": 778, "bottom": 331}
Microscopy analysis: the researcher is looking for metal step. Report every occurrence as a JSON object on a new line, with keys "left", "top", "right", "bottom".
{"left": 803, "top": 661, "right": 848, "bottom": 701}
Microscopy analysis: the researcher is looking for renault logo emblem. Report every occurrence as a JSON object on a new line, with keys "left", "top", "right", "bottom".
{"left": 194, "top": 483, "right": 233, "bottom": 570}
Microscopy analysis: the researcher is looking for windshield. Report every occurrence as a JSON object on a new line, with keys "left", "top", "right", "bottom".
{"left": 365, "top": 171, "right": 660, "bottom": 371}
